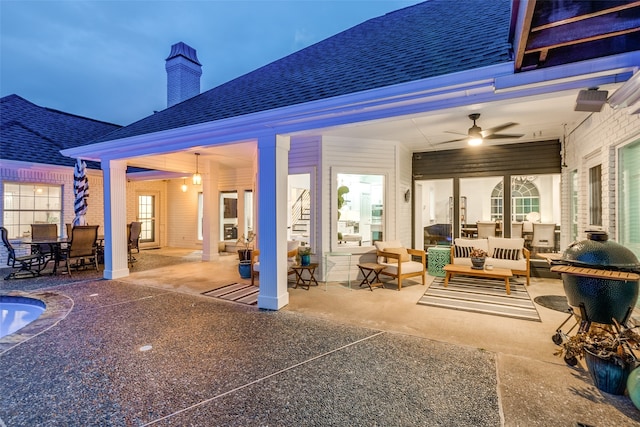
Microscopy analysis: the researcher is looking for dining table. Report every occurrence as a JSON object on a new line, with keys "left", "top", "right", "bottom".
{"left": 23, "top": 235, "right": 105, "bottom": 275}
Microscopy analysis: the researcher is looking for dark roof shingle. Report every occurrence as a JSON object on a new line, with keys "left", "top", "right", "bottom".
{"left": 0, "top": 94, "right": 121, "bottom": 168}
{"left": 94, "top": 0, "right": 512, "bottom": 143}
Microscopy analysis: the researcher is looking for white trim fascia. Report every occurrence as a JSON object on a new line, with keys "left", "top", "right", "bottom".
{"left": 495, "top": 52, "right": 640, "bottom": 92}
{"left": 126, "top": 170, "right": 187, "bottom": 181}
{"left": 0, "top": 159, "right": 78, "bottom": 174}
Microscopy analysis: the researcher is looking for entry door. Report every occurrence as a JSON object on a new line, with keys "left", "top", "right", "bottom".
{"left": 137, "top": 194, "right": 158, "bottom": 247}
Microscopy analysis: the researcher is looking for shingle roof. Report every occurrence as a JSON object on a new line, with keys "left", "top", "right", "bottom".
{"left": 94, "top": 0, "right": 512, "bottom": 143}
{"left": 0, "top": 94, "right": 121, "bottom": 169}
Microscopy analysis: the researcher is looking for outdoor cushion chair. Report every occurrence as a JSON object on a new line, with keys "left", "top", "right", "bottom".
{"left": 531, "top": 223, "right": 557, "bottom": 254}
{"left": 511, "top": 222, "right": 524, "bottom": 238}
{"left": 30, "top": 223, "right": 58, "bottom": 259}
{"left": 1, "top": 226, "right": 47, "bottom": 279}
{"left": 476, "top": 221, "right": 498, "bottom": 239}
{"left": 251, "top": 241, "right": 299, "bottom": 286}
{"left": 128, "top": 221, "right": 142, "bottom": 266}
{"left": 59, "top": 225, "right": 99, "bottom": 275}
{"left": 374, "top": 240, "right": 426, "bottom": 290}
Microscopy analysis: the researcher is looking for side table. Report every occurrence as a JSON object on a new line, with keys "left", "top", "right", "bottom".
{"left": 427, "top": 246, "right": 451, "bottom": 277}
{"left": 357, "top": 263, "right": 386, "bottom": 291}
{"left": 291, "top": 263, "right": 319, "bottom": 290}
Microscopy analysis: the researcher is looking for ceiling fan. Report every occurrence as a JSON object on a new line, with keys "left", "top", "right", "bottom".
{"left": 438, "top": 113, "right": 524, "bottom": 146}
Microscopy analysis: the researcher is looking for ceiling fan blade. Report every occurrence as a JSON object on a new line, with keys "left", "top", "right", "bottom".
{"left": 481, "top": 122, "right": 518, "bottom": 137}
{"left": 435, "top": 137, "right": 467, "bottom": 145}
{"left": 444, "top": 130, "right": 468, "bottom": 136}
{"left": 485, "top": 133, "right": 525, "bottom": 140}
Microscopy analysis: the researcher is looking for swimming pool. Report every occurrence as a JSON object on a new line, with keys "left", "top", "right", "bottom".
{"left": 0, "top": 296, "right": 46, "bottom": 339}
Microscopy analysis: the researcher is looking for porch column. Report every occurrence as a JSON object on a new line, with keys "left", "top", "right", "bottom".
{"left": 202, "top": 160, "right": 220, "bottom": 261}
{"left": 257, "top": 133, "right": 290, "bottom": 310}
{"left": 102, "top": 159, "right": 129, "bottom": 279}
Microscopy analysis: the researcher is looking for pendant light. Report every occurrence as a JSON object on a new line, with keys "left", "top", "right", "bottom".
{"left": 181, "top": 179, "right": 188, "bottom": 192}
{"left": 192, "top": 153, "right": 202, "bottom": 185}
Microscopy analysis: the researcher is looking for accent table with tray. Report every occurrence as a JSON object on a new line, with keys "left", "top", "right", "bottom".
{"left": 443, "top": 264, "right": 514, "bottom": 295}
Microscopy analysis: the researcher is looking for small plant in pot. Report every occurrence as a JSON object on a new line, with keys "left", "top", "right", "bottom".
{"left": 469, "top": 248, "right": 487, "bottom": 269}
{"left": 237, "top": 232, "right": 255, "bottom": 278}
{"left": 555, "top": 320, "right": 640, "bottom": 395}
{"left": 298, "top": 245, "right": 313, "bottom": 266}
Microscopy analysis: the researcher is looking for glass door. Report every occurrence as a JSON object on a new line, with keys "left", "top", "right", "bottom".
{"left": 416, "top": 179, "right": 453, "bottom": 249}
{"left": 137, "top": 194, "right": 157, "bottom": 246}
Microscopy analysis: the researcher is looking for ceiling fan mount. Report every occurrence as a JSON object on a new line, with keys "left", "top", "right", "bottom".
{"left": 438, "top": 113, "right": 524, "bottom": 146}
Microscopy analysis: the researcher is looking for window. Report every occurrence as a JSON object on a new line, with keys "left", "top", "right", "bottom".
{"left": 3, "top": 182, "right": 62, "bottom": 239}
{"left": 335, "top": 173, "right": 384, "bottom": 248}
{"left": 288, "top": 173, "right": 310, "bottom": 246}
{"left": 570, "top": 170, "right": 579, "bottom": 242}
{"left": 491, "top": 179, "right": 540, "bottom": 222}
{"left": 589, "top": 164, "right": 602, "bottom": 226}
{"left": 618, "top": 141, "right": 639, "bottom": 257}
{"left": 220, "top": 191, "right": 238, "bottom": 240}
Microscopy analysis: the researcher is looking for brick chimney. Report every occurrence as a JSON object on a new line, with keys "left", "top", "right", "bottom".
{"left": 165, "top": 42, "right": 202, "bottom": 108}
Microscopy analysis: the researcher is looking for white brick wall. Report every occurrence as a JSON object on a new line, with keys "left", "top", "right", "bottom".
{"left": 563, "top": 104, "right": 640, "bottom": 246}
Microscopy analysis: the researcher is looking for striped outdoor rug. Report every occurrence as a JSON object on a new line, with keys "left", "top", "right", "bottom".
{"left": 418, "top": 276, "right": 540, "bottom": 322}
{"left": 202, "top": 283, "right": 259, "bottom": 306}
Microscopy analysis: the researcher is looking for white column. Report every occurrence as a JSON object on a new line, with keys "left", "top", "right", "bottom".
{"left": 202, "top": 160, "right": 220, "bottom": 261}
{"left": 257, "top": 134, "right": 290, "bottom": 310}
{"left": 102, "top": 159, "right": 129, "bottom": 279}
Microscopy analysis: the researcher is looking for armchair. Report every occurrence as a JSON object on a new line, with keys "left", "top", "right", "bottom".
{"left": 374, "top": 240, "right": 426, "bottom": 290}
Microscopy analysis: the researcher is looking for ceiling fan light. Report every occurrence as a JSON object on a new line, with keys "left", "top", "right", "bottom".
{"left": 468, "top": 137, "right": 483, "bottom": 146}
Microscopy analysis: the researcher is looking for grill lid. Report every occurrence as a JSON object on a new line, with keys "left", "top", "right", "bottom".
{"left": 561, "top": 231, "right": 640, "bottom": 272}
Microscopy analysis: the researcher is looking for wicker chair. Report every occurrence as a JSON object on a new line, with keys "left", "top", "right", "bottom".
{"left": 1, "top": 226, "right": 46, "bottom": 279}
{"left": 59, "top": 225, "right": 99, "bottom": 275}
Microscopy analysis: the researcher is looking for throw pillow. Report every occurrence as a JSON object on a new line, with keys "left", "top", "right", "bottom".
{"left": 454, "top": 246, "right": 472, "bottom": 258}
{"left": 492, "top": 247, "right": 521, "bottom": 260}
{"left": 384, "top": 247, "right": 410, "bottom": 263}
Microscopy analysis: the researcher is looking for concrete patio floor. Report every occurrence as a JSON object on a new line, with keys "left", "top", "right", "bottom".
{"left": 1, "top": 248, "right": 639, "bottom": 426}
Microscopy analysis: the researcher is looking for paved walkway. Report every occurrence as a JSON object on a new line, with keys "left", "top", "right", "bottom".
{"left": 1, "top": 249, "right": 638, "bottom": 426}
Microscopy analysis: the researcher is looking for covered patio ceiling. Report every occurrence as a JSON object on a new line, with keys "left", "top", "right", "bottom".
{"left": 125, "top": 78, "right": 628, "bottom": 179}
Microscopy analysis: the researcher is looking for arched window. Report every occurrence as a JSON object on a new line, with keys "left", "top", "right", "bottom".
{"left": 491, "top": 180, "right": 540, "bottom": 221}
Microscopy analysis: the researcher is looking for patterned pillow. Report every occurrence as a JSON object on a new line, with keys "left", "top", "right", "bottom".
{"left": 454, "top": 246, "right": 472, "bottom": 258}
{"left": 492, "top": 247, "right": 521, "bottom": 260}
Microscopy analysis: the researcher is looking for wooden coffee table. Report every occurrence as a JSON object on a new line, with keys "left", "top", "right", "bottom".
{"left": 443, "top": 264, "right": 514, "bottom": 294}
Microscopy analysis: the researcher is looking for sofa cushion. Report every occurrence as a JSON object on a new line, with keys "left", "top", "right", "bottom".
{"left": 375, "top": 240, "right": 403, "bottom": 263}
{"left": 380, "top": 260, "right": 424, "bottom": 274}
{"left": 383, "top": 247, "right": 410, "bottom": 263}
{"left": 488, "top": 237, "right": 524, "bottom": 251}
{"left": 454, "top": 246, "right": 472, "bottom": 258}
{"left": 492, "top": 248, "right": 520, "bottom": 260}
{"left": 454, "top": 238, "right": 489, "bottom": 253}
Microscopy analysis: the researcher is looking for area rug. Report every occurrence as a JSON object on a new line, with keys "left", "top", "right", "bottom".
{"left": 533, "top": 295, "right": 571, "bottom": 313}
{"left": 202, "top": 283, "right": 258, "bottom": 305}
{"left": 418, "top": 276, "right": 541, "bottom": 322}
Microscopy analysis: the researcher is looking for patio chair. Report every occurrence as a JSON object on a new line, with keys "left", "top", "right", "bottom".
{"left": 511, "top": 222, "right": 523, "bottom": 238}
{"left": 531, "top": 222, "right": 557, "bottom": 255}
{"left": 251, "top": 241, "right": 299, "bottom": 286}
{"left": 374, "top": 240, "right": 426, "bottom": 290}
{"left": 1, "top": 226, "right": 46, "bottom": 279}
{"left": 128, "top": 221, "right": 142, "bottom": 266}
{"left": 476, "top": 221, "right": 497, "bottom": 239}
{"left": 30, "top": 223, "right": 58, "bottom": 260}
{"left": 59, "top": 225, "right": 99, "bottom": 275}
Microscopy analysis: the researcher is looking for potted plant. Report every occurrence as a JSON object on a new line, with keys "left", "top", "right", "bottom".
{"left": 555, "top": 321, "right": 640, "bottom": 395}
{"left": 237, "top": 232, "right": 255, "bottom": 278}
{"left": 469, "top": 248, "right": 487, "bottom": 269}
{"left": 298, "top": 245, "right": 312, "bottom": 266}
